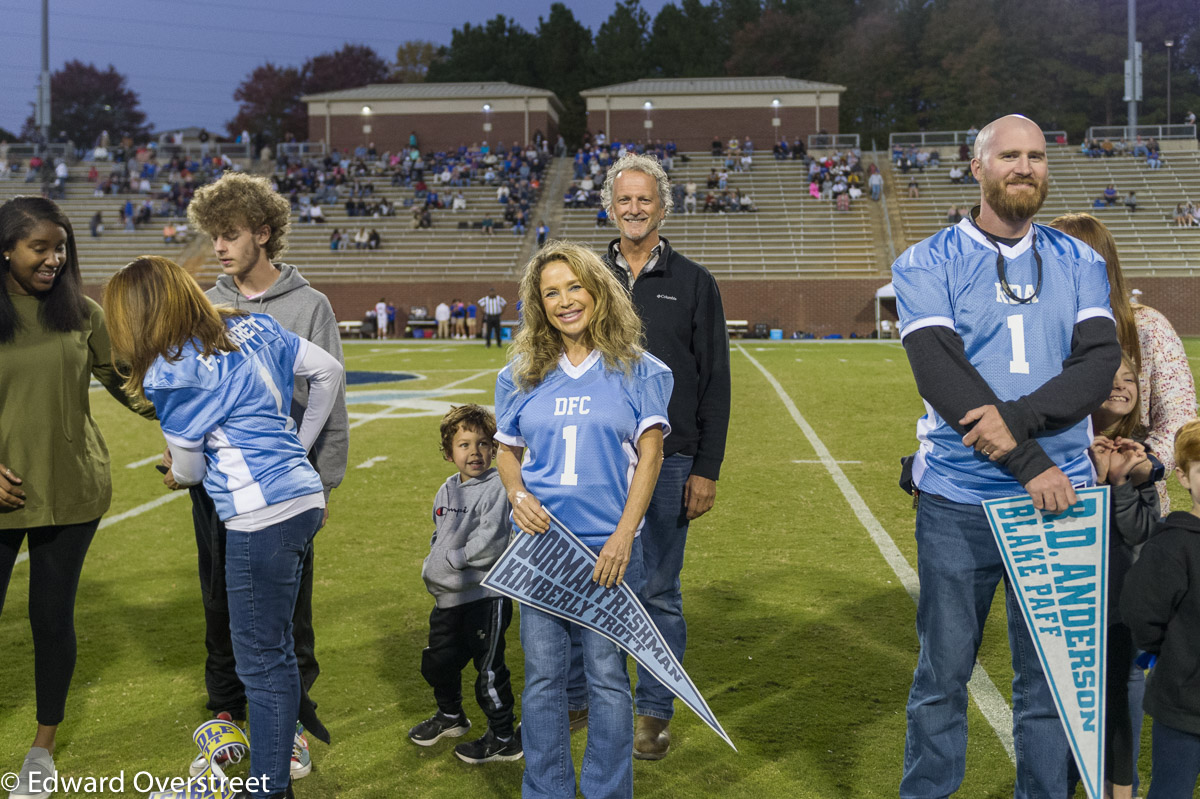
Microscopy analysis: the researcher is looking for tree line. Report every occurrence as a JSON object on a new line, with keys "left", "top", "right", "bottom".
{"left": 22, "top": 0, "right": 1200, "bottom": 151}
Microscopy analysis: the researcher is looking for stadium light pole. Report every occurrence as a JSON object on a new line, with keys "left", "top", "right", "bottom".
{"left": 38, "top": 0, "right": 50, "bottom": 150}
{"left": 482, "top": 103, "right": 492, "bottom": 135}
{"left": 360, "top": 105, "right": 371, "bottom": 151}
{"left": 1165, "top": 39, "right": 1174, "bottom": 125}
{"left": 771, "top": 98, "right": 781, "bottom": 144}
{"left": 643, "top": 100, "right": 653, "bottom": 143}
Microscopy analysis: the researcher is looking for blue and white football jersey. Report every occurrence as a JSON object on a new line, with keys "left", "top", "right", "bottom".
{"left": 144, "top": 313, "right": 323, "bottom": 521}
{"left": 893, "top": 218, "right": 1113, "bottom": 503}
{"left": 495, "top": 351, "right": 673, "bottom": 547}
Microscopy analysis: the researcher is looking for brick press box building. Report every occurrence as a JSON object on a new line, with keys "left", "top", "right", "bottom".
{"left": 302, "top": 82, "right": 565, "bottom": 154}
{"left": 580, "top": 76, "right": 847, "bottom": 152}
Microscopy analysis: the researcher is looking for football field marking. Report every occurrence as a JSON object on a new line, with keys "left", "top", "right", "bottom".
{"left": 356, "top": 456, "right": 389, "bottom": 469}
{"left": 126, "top": 454, "right": 163, "bottom": 469}
{"left": 13, "top": 492, "right": 188, "bottom": 567}
{"left": 348, "top": 369, "right": 494, "bottom": 429}
{"left": 736, "top": 344, "right": 1016, "bottom": 761}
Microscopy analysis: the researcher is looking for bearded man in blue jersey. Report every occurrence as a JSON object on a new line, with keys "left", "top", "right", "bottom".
{"left": 893, "top": 115, "right": 1122, "bottom": 798}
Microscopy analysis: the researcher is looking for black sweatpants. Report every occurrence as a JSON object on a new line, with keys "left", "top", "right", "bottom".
{"left": 191, "top": 486, "right": 319, "bottom": 719}
{"left": 421, "top": 597, "right": 515, "bottom": 737}
{"left": 0, "top": 518, "right": 99, "bottom": 726}
{"left": 483, "top": 315, "right": 502, "bottom": 347}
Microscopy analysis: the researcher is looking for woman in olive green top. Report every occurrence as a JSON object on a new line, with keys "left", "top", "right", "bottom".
{"left": 0, "top": 197, "right": 153, "bottom": 799}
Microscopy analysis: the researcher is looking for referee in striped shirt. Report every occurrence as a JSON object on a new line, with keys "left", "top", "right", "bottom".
{"left": 479, "top": 289, "right": 507, "bottom": 348}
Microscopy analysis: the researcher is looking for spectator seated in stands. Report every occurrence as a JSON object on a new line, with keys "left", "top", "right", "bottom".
{"left": 738, "top": 190, "right": 757, "bottom": 212}
{"left": 1131, "top": 136, "right": 1149, "bottom": 158}
{"left": 946, "top": 205, "right": 964, "bottom": 224}
{"left": 1146, "top": 148, "right": 1163, "bottom": 169}
{"left": 848, "top": 185, "right": 863, "bottom": 201}
{"left": 948, "top": 164, "right": 965, "bottom": 183}
{"left": 836, "top": 191, "right": 851, "bottom": 211}
{"left": 684, "top": 181, "right": 697, "bottom": 213}
{"left": 1124, "top": 191, "right": 1137, "bottom": 213}
{"left": 368, "top": 228, "right": 380, "bottom": 249}
{"left": 329, "top": 228, "right": 342, "bottom": 250}
{"left": 354, "top": 227, "right": 369, "bottom": 248}
{"left": 718, "top": 169, "right": 729, "bottom": 189}
{"left": 891, "top": 143, "right": 904, "bottom": 165}
{"left": 914, "top": 150, "right": 930, "bottom": 170}
{"left": 809, "top": 180, "right": 821, "bottom": 200}
{"left": 1098, "top": 183, "right": 1119, "bottom": 206}
{"left": 907, "top": 177, "right": 919, "bottom": 199}
{"left": 480, "top": 215, "right": 494, "bottom": 235}
{"left": 451, "top": 192, "right": 467, "bottom": 211}
{"left": 1100, "top": 138, "right": 1115, "bottom": 157}
{"left": 163, "top": 222, "right": 177, "bottom": 243}
{"left": 594, "top": 208, "right": 607, "bottom": 228}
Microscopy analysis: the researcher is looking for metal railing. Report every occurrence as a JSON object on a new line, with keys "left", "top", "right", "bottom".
{"left": 807, "top": 133, "right": 860, "bottom": 150}
{"left": 277, "top": 142, "right": 328, "bottom": 159}
{"left": 889, "top": 130, "right": 1069, "bottom": 149}
{"left": 1086, "top": 124, "right": 1196, "bottom": 141}
{"left": 0, "top": 142, "right": 73, "bottom": 163}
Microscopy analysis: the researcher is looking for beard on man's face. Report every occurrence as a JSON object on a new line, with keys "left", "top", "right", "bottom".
{"left": 981, "top": 172, "right": 1049, "bottom": 223}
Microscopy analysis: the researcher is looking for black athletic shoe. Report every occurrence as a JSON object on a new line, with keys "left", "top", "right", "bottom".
{"left": 408, "top": 711, "right": 471, "bottom": 746}
{"left": 453, "top": 726, "right": 523, "bottom": 764}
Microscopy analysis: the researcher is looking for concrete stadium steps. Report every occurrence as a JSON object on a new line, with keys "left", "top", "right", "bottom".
{"left": 890, "top": 148, "right": 1200, "bottom": 273}
{"left": 558, "top": 151, "right": 879, "bottom": 276}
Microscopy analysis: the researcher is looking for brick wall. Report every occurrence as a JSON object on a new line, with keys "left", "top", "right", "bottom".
{"left": 596, "top": 108, "right": 824, "bottom": 153}
{"left": 310, "top": 112, "right": 559, "bottom": 155}
{"left": 84, "top": 275, "right": 1200, "bottom": 339}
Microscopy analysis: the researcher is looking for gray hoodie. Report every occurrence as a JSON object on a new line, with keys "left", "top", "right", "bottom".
{"left": 206, "top": 263, "right": 348, "bottom": 497}
{"left": 422, "top": 468, "right": 511, "bottom": 608}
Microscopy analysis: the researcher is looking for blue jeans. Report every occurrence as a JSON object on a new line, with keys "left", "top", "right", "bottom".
{"left": 634, "top": 453, "right": 693, "bottom": 720}
{"left": 226, "top": 508, "right": 322, "bottom": 799}
{"left": 901, "top": 493, "right": 1067, "bottom": 799}
{"left": 1146, "top": 720, "right": 1200, "bottom": 798}
{"left": 521, "top": 540, "right": 643, "bottom": 799}
{"left": 565, "top": 455, "right": 693, "bottom": 719}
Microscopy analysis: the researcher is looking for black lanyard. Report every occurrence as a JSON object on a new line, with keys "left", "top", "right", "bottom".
{"left": 969, "top": 210, "right": 1042, "bottom": 304}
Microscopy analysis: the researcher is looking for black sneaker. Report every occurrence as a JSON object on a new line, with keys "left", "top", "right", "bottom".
{"left": 454, "top": 725, "right": 523, "bottom": 764}
{"left": 408, "top": 711, "right": 471, "bottom": 746}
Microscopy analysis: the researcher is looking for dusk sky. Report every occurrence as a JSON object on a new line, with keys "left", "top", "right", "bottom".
{"left": 0, "top": 0, "right": 674, "bottom": 139}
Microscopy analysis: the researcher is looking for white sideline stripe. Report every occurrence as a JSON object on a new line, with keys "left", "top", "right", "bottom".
{"left": 98, "top": 492, "right": 187, "bottom": 528}
{"left": 348, "top": 369, "right": 494, "bottom": 430}
{"left": 13, "top": 492, "right": 188, "bottom": 569}
{"left": 793, "top": 459, "right": 862, "bottom": 464}
{"left": 356, "top": 456, "right": 389, "bottom": 469}
{"left": 736, "top": 344, "right": 1016, "bottom": 762}
{"left": 125, "top": 454, "right": 163, "bottom": 469}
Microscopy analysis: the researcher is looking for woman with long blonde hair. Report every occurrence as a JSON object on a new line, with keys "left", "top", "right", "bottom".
{"left": 105, "top": 256, "right": 342, "bottom": 799}
{"left": 495, "top": 241, "right": 672, "bottom": 799}
{"left": 1049, "top": 213, "right": 1196, "bottom": 512}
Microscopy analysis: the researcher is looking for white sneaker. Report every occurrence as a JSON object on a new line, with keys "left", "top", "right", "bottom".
{"left": 8, "top": 747, "right": 55, "bottom": 799}
{"left": 291, "top": 725, "right": 311, "bottom": 779}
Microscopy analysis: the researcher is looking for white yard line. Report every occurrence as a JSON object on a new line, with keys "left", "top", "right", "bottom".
{"left": 14, "top": 492, "right": 188, "bottom": 567}
{"left": 348, "top": 369, "right": 495, "bottom": 430}
{"left": 125, "top": 454, "right": 163, "bottom": 469}
{"left": 355, "top": 456, "right": 389, "bottom": 469}
{"left": 736, "top": 344, "right": 1016, "bottom": 762}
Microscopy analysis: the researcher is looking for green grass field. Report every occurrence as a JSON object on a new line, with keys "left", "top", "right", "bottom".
{"left": 2, "top": 338, "right": 1198, "bottom": 798}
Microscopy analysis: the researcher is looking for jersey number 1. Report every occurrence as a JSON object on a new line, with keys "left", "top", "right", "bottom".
{"left": 560, "top": 425, "right": 579, "bottom": 485}
{"left": 1006, "top": 315, "right": 1030, "bottom": 374}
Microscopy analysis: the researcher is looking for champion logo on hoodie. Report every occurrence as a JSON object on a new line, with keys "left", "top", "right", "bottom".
{"left": 435, "top": 506, "right": 468, "bottom": 517}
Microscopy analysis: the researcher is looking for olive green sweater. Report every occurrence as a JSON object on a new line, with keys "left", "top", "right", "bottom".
{"left": 0, "top": 294, "right": 152, "bottom": 528}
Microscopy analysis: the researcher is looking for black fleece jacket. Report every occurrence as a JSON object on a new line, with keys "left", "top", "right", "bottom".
{"left": 604, "top": 237, "right": 731, "bottom": 481}
{"left": 1121, "top": 510, "right": 1200, "bottom": 736}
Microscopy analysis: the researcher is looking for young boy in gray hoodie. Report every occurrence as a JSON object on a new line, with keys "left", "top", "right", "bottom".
{"left": 409, "top": 405, "right": 521, "bottom": 764}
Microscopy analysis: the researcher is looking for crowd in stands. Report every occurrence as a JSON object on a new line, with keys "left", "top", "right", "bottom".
{"left": 1174, "top": 201, "right": 1200, "bottom": 227}
{"left": 1082, "top": 136, "right": 1165, "bottom": 167}
{"left": 273, "top": 138, "right": 551, "bottom": 242}
{"left": 890, "top": 144, "right": 943, "bottom": 172}
{"left": 564, "top": 138, "right": 677, "bottom": 209}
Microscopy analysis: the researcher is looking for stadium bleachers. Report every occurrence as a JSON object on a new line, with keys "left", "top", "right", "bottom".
{"left": 558, "top": 152, "right": 883, "bottom": 277}
{"left": 891, "top": 146, "right": 1200, "bottom": 273}
{"left": 0, "top": 165, "right": 199, "bottom": 283}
